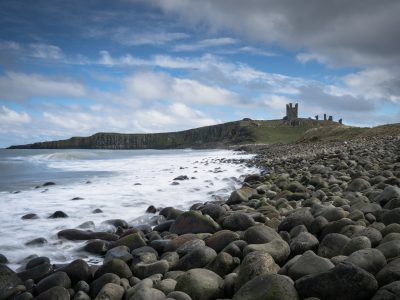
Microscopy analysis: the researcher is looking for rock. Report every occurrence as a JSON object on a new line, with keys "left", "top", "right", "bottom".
{"left": 24, "top": 237, "right": 47, "bottom": 246}
{"left": 376, "top": 258, "right": 400, "bottom": 286}
{"left": 25, "top": 257, "right": 49, "bottom": 270}
{"left": 132, "top": 260, "right": 169, "bottom": 279}
{"left": 206, "top": 252, "right": 239, "bottom": 277}
{"left": 235, "top": 251, "right": 279, "bottom": 290}
{"left": 176, "top": 239, "right": 205, "bottom": 256}
{"left": 382, "top": 224, "right": 400, "bottom": 237}
{"left": 42, "top": 182, "right": 56, "bottom": 186}
{"left": 200, "top": 204, "right": 226, "bottom": 221}
{"left": 0, "top": 254, "right": 8, "bottom": 264}
{"left": 342, "top": 236, "right": 372, "bottom": 255}
{"left": 125, "top": 278, "right": 153, "bottom": 299}
{"left": 159, "top": 207, "right": 184, "bottom": 220}
{"left": 170, "top": 211, "right": 220, "bottom": 235}
{"left": 284, "top": 250, "right": 334, "bottom": 280}
{"left": 128, "top": 287, "right": 165, "bottom": 300}
{"left": 345, "top": 249, "right": 387, "bottom": 275}
{"left": 376, "top": 186, "right": 400, "bottom": 206}
{"left": 0, "top": 264, "right": 22, "bottom": 299}
{"left": 90, "top": 273, "right": 120, "bottom": 298}
{"left": 95, "top": 283, "right": 124, "bottom": 300}
{"left": 94, "top": 259, "right": 132, "bottom": 279}
{"left": 110, "top": 233, "right": 146, "bottom": 251}
{"left": 295, "top": 262, "right": 378, "bottom": 300}
{"left": 21, "top": 213, "right": 39, "bottom": 220}
{"left": 174, "top": 175, "right": 189, "bottom": 180}
{"left": 233, "top": 273, "right": 299, "bottom": 300}
{"left": 167, "top": 291, "right": 192, "bottom": 300}
{"left": 318, "top": 233, "right": 350, "bottom": 258}
{"left": 131, "top": 246, "right": 158, "bottom": 265}
{"left": 372, "top": 281, "right": 400, "bottom": 300}
{"left": 58, "top": 229, "right": 118, "bottom": 241}
{"left": 92, "top": 208, "right": 103, "bottom": 213}
{"left": 278, "top": 208, "right": 314, "bottom": 232}
{"left": 34, "top": 286, "right": 70, "bottom": 300}
{"left": 376, "top": 240, "right": 400, "bottom": 260}
{"left": 153, "top": 220, "right": 174, "bottom": 232}
{"left": 352, "top": 227, "right": 382, "bottom": 247}
{"left": 104, "top": 219, "right": 128, "bottom": 229}
{"left": 58, "top": 259, "right": 91, "bottom": 284}
{"left": 83, "top": 239, "right": 109, "bottom": 255}
{"left": 14, "top": 292, "right": 33, "bottom": 300}
{"left": 222, "top": 213, "right": 255, "bottom": 231}
{"left": 175, "top": 268, "right": 223, "bottom": 300}
{"left": 226, "top": 186, "right": 256, "bottom": 205}
{"left": 146, "top": 205, "right": 157, "bottom": 213}
{"left": 104, "top": 246, "right": 133, "bottom": 264}
{"left": 36, "top": 272, "right": 71, "bottom": 294}
{"left": 244, "top": 239, "right": 290, "bottom": 265}
{"left": 205, "top": 230, "right": 239, "bottom": 252}
{"left": 48, "top": 210, "right": 68, "bottom": 218}
{"left": 243, "top": 224, "right": 281, "bottom": 244}
{"left": 347, "top": 178, "right": 371, "bottom": 192}
{"left": 74, "top": 291, "right": 91, "bottom": 300}
{"left": 74, "top": 280, "right": 90, "bottom": 293}
{"left": 17, "top": 261, "right": 53, "bottom": 282}
{"left": 382, "top": 208, "right": 400, "bottom": 225}
{"left": 289, "top": 232, "right": 319, "bottom": 255}
{"left": 174, "top": 247, "right": 217, "bottom": 271}
{"left": 154, "top": 278, "right": 176, "bottom": 294}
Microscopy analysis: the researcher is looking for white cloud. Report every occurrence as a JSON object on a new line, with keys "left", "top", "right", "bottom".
{"left": 29, "top": 43, "right": 64, "bottom": 60}
{"left": 113, "top": 29, "right": 189, "bottom": 46}
{"left": 174, "top": 37, "right": 238, "bottom": 51}
{"left": 0, "top": 71, "right": 87, "bottom": 101}
{"left": 296, "top": 52, "right": 329, "bottom": 65}
{"left": 0, "top": 106, "right": 31, "bottom": 124}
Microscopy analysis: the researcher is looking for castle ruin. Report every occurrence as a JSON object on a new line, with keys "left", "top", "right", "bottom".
{"left": 283, "top": 102, "right": 343, "bottom": 125}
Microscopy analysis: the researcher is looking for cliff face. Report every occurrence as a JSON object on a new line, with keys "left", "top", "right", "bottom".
{"left": 9, "top": 121, "right": 255, "bottom": 149}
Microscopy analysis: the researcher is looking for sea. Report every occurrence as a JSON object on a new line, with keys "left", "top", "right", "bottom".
{"left": 0, "top": 149, "right": 257, "bottom": 269}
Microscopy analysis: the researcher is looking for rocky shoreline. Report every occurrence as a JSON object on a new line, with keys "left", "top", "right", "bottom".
{"left": 1, "top": 135, "right": 400, "bottom": 300}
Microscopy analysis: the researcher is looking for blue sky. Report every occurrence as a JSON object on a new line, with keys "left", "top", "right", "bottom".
{"left": 0, "top": 0, "right": 399, "bottom": 147}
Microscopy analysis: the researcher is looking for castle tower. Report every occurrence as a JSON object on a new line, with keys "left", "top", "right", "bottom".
{"left": 285, "top": 103, "right": 298, "bottom": 121}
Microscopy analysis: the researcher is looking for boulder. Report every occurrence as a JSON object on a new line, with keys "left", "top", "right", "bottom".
{"left": 34, "top": 287, "right": 69, "bottom": 300}
{"left": 243, "top": 224, "right": 281, "bottom": 244}
{"left": 376, "top": 258, "right": 400, "bottom": 286}
{"left": 289, "top": 232, "right": 319, "bottom": 256}
{"left": 95, "top": 283, "right": 124, "bottom": 300}
{"left": 342, "top": 236, "right": 372, "bottom": 256}
{"left": 110, "top": 233, "right": 146, "bottom": 251}
{"left": 170, "top": 211, "right": 220, "bottom": 235}
{"left": 36, "top": 272, "right": 71, "bottom": 294}
{"left": 58, "top": 259, "right": 91, "bottom": 284}
{"left": 167, "top": 291, "right": 192, "bottom": 300}
{"left": 222, "top": 213, "right": 255, "bottom": 231}
{"left": 233, "top": 273, "right": 299, "bottom": 300}
{"left": 94, "top": 259, "right": 132, "bottom": 279}
{"left": 243, "top": 239, "right": 290, "bottom": 265}
{"left": 382, "top": 208, "right": 400, "bottom": 225}
{"left": 175, "top": 269, "right": 223, "bottom": 300}
{"left": 318, "top": 233, "right": 350, "bottom": 258}
{"left": 132, "top": 260, "right": 169, "bottom": 279}
{"left": 0, "top": 264, "right": 22, "bottom": 299}
{"left": 376, "top": 240, "right": 400, "bottom": 260}
{"left": 345, "top": 249, "right": 387, "bottom": 275}
{"left": 104, "top": 246, "right": 133, "bottom": 264}
{"left": 278, "top": 208, "right": 314, "bottom": 232}
{"left": 90, "top": 273, "right": 120, "bottom": 298}
{"left": 174, "top": 247, "right": 217, "bottom": 271}
{"left": 17, "top": 262, "right": 53, "bottom": 282}
{"left": 200, "top": 204, "right": 226, "bottom": 221}
{"left": 295, "top": 262, "right": 378, "bottom": 300}
{"left": 57, "top": 229, "right": 118, "bottom": 241}
{"left": 205, "top": 230, "right": 239, "bottom": 252}
{"left": 372, "top": 281, "right": 400, "bottom": 300}
{"left": 226, "top": 187, "right": 256, "bottom": 205}
{"left": 235, "top": 251, "right": 279, "bottom": 290}
{"left": 347, "top": 178, "right": 371, "bottom": 192}
{"left": 206, "top": 252, "right": 239, "bottom": 277}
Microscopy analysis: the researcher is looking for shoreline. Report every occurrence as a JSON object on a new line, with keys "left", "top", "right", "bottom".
{"left": 1, "top": 135, "right": 400, "bottom": 299}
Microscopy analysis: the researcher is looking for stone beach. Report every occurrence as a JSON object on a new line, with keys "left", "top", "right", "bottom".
{"left": 1, "top": 134, "right": 400, "bottom": 299}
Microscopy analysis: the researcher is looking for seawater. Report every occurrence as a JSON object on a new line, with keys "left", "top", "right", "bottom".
{"left": 0, "top": 149, "right": 257, "bottom": 269}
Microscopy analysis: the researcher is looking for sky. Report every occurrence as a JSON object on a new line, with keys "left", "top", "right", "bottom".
{"left": 0, "top": 0, "right": 399, "bottom": 147}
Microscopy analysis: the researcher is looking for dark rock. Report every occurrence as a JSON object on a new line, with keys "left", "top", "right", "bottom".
{"left": 176, "top": 239, "right": 205, "bottom": 256}
{"left": 243, "top": 238, "right": 290, "bottom": 265}
{"left": 226, "top": 187, "right": 256, "bottom": 205}
{"left": 154, "top": 278, "right": 176, "bottom": 295}
{"left": 48, "top": 211, "right": 68, "bottom": 218}
{"left": 233, "top": 273, "right": 299, "bottom": 300}
{"left": 0, "top": 264, "right": 22, "bottom": 299}
{"left": 205, "top": 230, "right": 239, "bottom": 252}
{"left": 206, "top": 252, "right": 239, "bottom": 277}
{"left": 94, "top": 259, "right": 132, "bottom": 279}
{"left": 26, "top": 257, "right": 50, "bottom": 270}
{"left": 289, "top": 232, "right": 319, "bottom": 255}
{"left": 159, "top": 207, "right": 184, "bottom": 220}
{"left": 58, "top": 229, "right": 118, "bottom": 241}
{"left": 104, "top": 245, "right": 132, "bottom": 264}
{"left": 174, "top": 246, "right": 217, "bottom": 271}
{"left": 21, "top": 213, "right": 39, "bottom": 220}
{"left": 128, "top": 287, "right": 165, "bottom": 300}
{"left": 74, "top": 291, "right": 91, "bottom": 300}
{"left": 90, "top": 273, "right": 120, "bottom": 298}
{"left": 104, "top": 218, "right": 129, "bottom": 229}
{"left": 235, "top": 251, "right": 279, "bottom": 290}
{"left": 382, "top": 208, "right": 400, "bottom": 225}
{"left": 58, "top": 259, "right": 91, "bottom": 284}
{"left": 146, "top": 205, "right": 157, "bottom": 214}
{"left": 342, "top": 236, "right": 372, "bottom": 255}
{"left": 83, "top": 239, "right": 109, "bottom": 255}
{"left": 345, "top": 248, "right": 386, "bottom": 275}
{"left": 110, "top": 233, "right": 146, "bottom": 251}
{"left": 95, "top": 282, "right": 124, "bottom": 300}
{"left": 74, "top": 280, "right": 90, "bottom": 293}
{"left": 318, "top": 233, "right": 350, "bottom": 258}
{"left": 153, "top": 220, "right": 174, "bottom": 232}
{"left": 243, "top": 224, "right": 281, "bottom": 244}
{"left": 17, "top": 262, "right": 53, "bottom": 282}
{"left": 71, "top": 197, "right": 84, "bottom": 200}
{"left": 131, "top": 246, "right": 158, "bottom": 265}
{"left": 167, "top": 291, "right": 192, "bottom": 300}
{"left": 222, "top": 213, "right": 255, "bottom": 231}
{"left": 36, "top": 271, "right": 71, "bottom": 294}
{"left": 376, "top": 257, "right": 400, "bottom": 286}
{"left": 372, "top": 281, "right": 400, "bottom": 300}
{"left": 278, "top": 208, "right": 314, "bottom": 232}
{"left": 34, "top": 286, "right": 70, "bottom": 300}
{"left": 295, "top": 262, "right": 378, "bottom": 300}
{"left": 200, "top": 204, "right": 226, "bottom": 221}
{"left": 352, "top": 227, "right": 382, "bottom": 247}
{"left": 175, "top": 268, "right": 223, "bottom": 300}
{"left": 347, "top": 178, "right": 371, "bottom": 192}
{"left": 170, "top": 211, "right": 220, "bottom": 235}
{"left": 174, "top": 175, "right": 189, "bottom": 180}
{"left": 0, "top": 254, "right": 8, "bottom": 264}
{"left": 376, "top": 240, "right": 400, "bottom": 260}
{"left": 92, "top": 208, "right": 103, "bottom": 214}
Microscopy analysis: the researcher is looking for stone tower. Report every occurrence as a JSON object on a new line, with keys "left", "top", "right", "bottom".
{"left": 286, "top": 103, "right": 298, "bottom": 122}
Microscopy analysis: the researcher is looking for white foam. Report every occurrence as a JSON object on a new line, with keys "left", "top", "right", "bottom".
{"left": 0, "top": 149, "right": 257, "bottom": 269}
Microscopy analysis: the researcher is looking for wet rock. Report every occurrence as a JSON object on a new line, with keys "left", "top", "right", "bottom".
{"left": 175, "top": 268, "right": 223, "bottom": 300}
{"left": 170, "top": 211, "right": 220, "bottom": 235}
{"left": 74, "top": 291, "right": 91, "bottom": 300}
{"left": 94, "top": 259, "right": 132, "bottom": 279}
{"left": 154, "top": 278, "right": 176, "bottom": 295}
{"left": 233, "top": 273, "right": 299, "bottom": 300}
{"left": 36, "top": 271, "right": 71, "bottom": 294}
{"left": 25, "top": 257, "right": 49, "bottom": 270}
{"left": 295, "top": 262, "right": 378, "bottom": 300}
{"left": 17, "top": 261, "right": 53, "bottom": 282}
{"left": 278, "top": 208, "right": 314, "bottom": 232}
{"left": 342, "top": 236, "right": 372, "bottom": 255}
{"left": 206, "top": 252, "right": 239, "bottom": 277}
{"left": 21, "top": 213, "right": 39, "bottom": 220}
{"left": 372, "top": 281, "right": 400, "bottom": 300}
{"left": 174, "top": 175, "right": 189, "bottom": 180}
{"left": 24, "top": 237, "right": 47, "bottom": 247}
{"left": 131, "top": 246, "right": 158, "bottom": 265}
{"left": 146, "top": 205, "right": 157, "bottom": 214}
{"left": 376, "top": 257, "right": 400, "bottom": 286}
{"left": 244, "top": 239, "right": 290, "bottom": 265}
{"left": 226, "top": 186, "right": 256, "bottom": 205}
{"left": 95, "top": 283, "right": 124, "bottom": 300}
{"left": 200, "top": 204, "right": 226, "bottom": 221}
{"left": 352, "top": 227, "right": 382, "bottom": 247}
{"left": 345, "top": 249, "right": 387, "bottom": 275}
{"left": 92, "top": 208, "right": 103, "bottom": 214}
{"left": 205, "top": 230, "right": 239, "bottom": 252}
{"left": 110, "top": 233, "right": 146, "bottom": 251}
{"left": 58, "top": 259, "right": 91, "bottom": 285}
{"left": 83, "top": 239, "right": 109, "bottom": 255}
{"left": 235, "top": 251, "right": 279, "bottom": 290}
{"left": 222, "top": 212, "right": 255, "bottom": 231}
{"left": 104, "top": 245, "right": 132, "bottom": 264}
{"left": 58, "top": 229, "right": 118, "bottom": 241}
{"left": 176, "top": 239, "right": 205, "bottom": 256}
{"left": 0, "top": 264, "right": 22, "bottom": 299}
{"left": 74, "top": 280, "right": 90, "bottom": 293}
{"left": 0, "top": 254, "right": 8, "bottom": 264}
{"left": 104, "top": 219, "right": 129, "bottom": 229}
{"left": 48, "top": 210, "right": 68, "bottom": 218}
{"left": 34, "top": 286, "right": 70, "bottom": 300}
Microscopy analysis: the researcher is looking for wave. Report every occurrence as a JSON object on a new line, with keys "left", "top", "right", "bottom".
{"left": 29, "top": 152, "right": 100, "bottom": 161}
